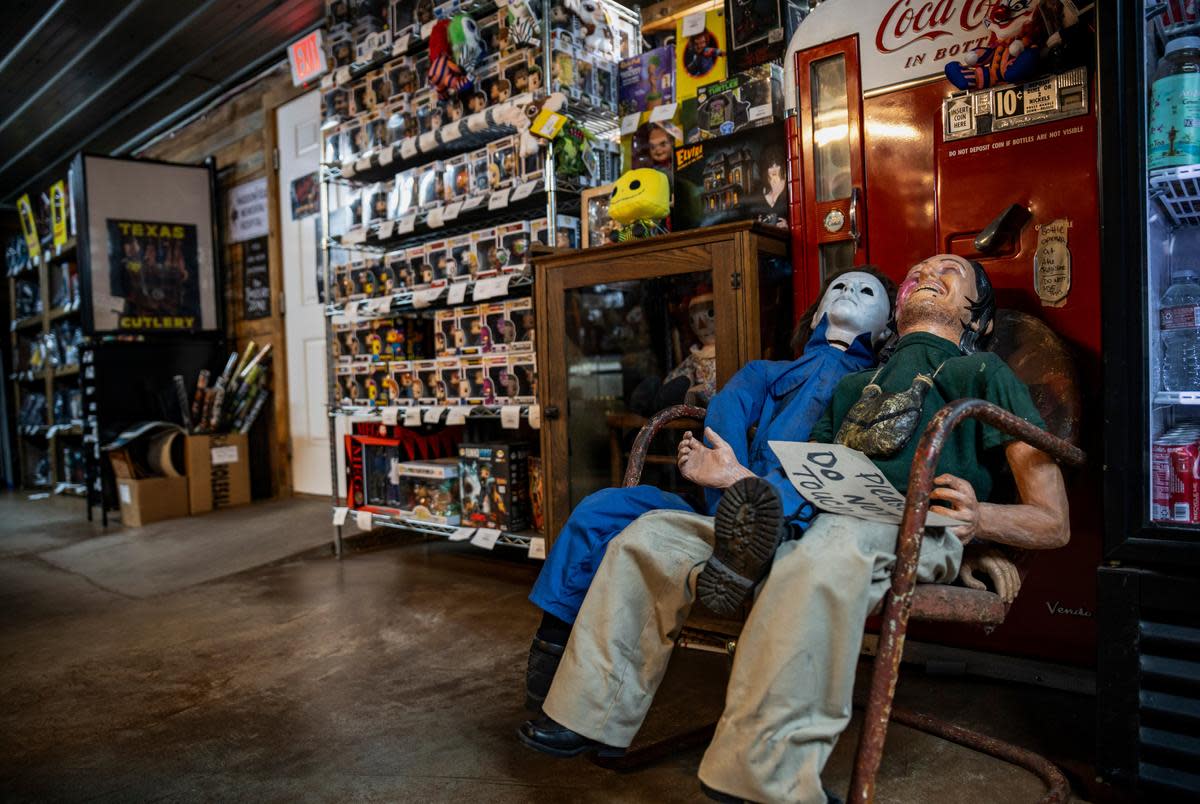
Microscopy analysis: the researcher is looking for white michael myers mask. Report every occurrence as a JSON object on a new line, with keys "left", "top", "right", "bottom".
{"left": 811, "top": 271, "right": 891, "bottom": 349}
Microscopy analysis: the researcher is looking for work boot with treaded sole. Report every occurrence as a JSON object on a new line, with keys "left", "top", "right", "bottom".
{"left": 697, "top": 476, "right": 785, "bottom": 616}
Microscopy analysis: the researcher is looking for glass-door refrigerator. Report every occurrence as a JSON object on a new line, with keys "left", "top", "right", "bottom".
{"left": 1098, "top": 2, "right": 1200, "bottom": 798}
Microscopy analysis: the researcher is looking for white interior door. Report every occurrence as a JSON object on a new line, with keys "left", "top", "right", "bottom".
{"left": 277, "top": 91, "right": 330, "bottom": 495}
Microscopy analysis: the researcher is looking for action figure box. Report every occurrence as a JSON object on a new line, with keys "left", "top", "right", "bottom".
{"left": 379, "top": 320, "right": 405, "bottom": 359}
{"left": 329, "top": 33, "right": 355, "bottom": 68}
{"left": 391, "top": 360, "right": 415, "bottom": 401}
{"left": 487, "top": 137, "right": 518, "bottom": 189}
{"left": 354, "top": 363, "right": 374, "bottom": 406}
{"left": 458, "top": 442, "right": 532, "bottom": 531}
{"left": 472, "top": 227, "right": 501, "bottom": 277}
{"left": 528, "top": 455, "right": 544, "bottom": 532}
{"left": 439, "top": 356, "right": 464, "bottom": 403}
{"left": 406, "top": 244, "right": 431, "bottom": 289}
{"left": 725, "top": 0, "right": 787, "bottom": 73}
{"left": 479, "top": 59, "right": 507, "bottom": 107}
{"left": 507, "top": 298, "right": 535, "bottom": 352}
{"left": 485, "top": 354, "right": 512, "bottom": 402}
{"left": 444, "top": 154, "right": 472, "bottom": 202}
{"left": 324, "top": 85, "right": 350, "bottom": 121}
{"left": 388, "top": 56, "right": 418, "bottom": 96}
{"left": 389, "top": 169, "right": 416, "bottom": 220}
{"left": 377, "top": 264, "right": 397, "bottom": 297}
{"left": 384, "top": 249, "right": 412, "bottom": 290}
{"left": 414, "top": 161, "right": 444, "bottom": 209}
{"left": 414, "top": 359, "right": 439, "bottom": 403}
{"left": 457, "top": 304, "right": 485, "bottom": 355}
{"left": 496, "top": 222, "right": 530, "bottom": 271}
{"left": 550, "top": 40, "right": 580, "bottom": 100}
{"left": 509, "top": 353, "right": 536, "bottom": 403}
{"left": 482, "top": 302, "right": 512, "bottom": 352}
{"left": 618, "top": 46, "right": 675, "bottom": 116}
{"left": 425, "top": 239, "right": 450, "bottom": 286}
{"left": 364, "top": 110, "right": 391, "bottom": 153}
{"left": 468, "top": 147, "right": 491, "bottom": 194}
{"left": 521, "top": 146, "right": 546, "bottom": 185}
{"left": 595, "top": 58, "right": 618, "bottom": 113}
{"left": 448, "top": 234, "right": 475, "bottom": 282}
{"left": 530, "top": 215, "right": 582, "bottom": 250}
{"left": 349, "top": 78, "right": 371, "bottom": 116}
{"left": 672, "top": 122, "right": 790, "bottom": 231}
{"left": 461, "top": 356, "right": 488, "bottom": 404}
{"left": 478, "top": 11, "right": 504, "bottom": 58}
{"left": 621, "top": 116, "right": 683, "bottom": 177}
{"left": 365, "top": 68, "right": 392, "bottom": 111}
{"left": 363, "top": 182, "right": 389, "bottom": 228}
{"left": 435, "top": 308, "right": 457, "bottom": 356}
{"left": 337, "top": 364, "right": 356, "bottom": 406}
{"left": 397, "top": 458, "right": 461, "bottom": 524}
{"left": 333, "top": 321, "right": 354, "bottom": 363}
{"left": 676, "top": 8, "right": 728, "bottom": 100}
{"left": 502, "top": 51, "right": 536, "bottom": 97}
{"left": 356, "top": 29, "right": 392, "bottom": 63}
{"left": 684, "top": 63, "right": 784, "bottom": 143}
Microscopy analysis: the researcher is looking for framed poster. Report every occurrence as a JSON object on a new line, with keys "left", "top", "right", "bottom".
{"left": 70, "top": 153, "right": 221, "bottom": 335}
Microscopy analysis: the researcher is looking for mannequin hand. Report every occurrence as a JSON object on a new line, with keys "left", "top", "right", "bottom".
{"left": 958, "top": 544, "right": 1021, "bottom": 604}
{"left": 930, "top": 473, "right": 980, "bottom": 544}
{"left": 677, "top": 427, "right": 754, "bottom": 490}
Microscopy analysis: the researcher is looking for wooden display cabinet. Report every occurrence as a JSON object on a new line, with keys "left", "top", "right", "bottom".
{"left": 535, "top": 222, "right": 791, "bottom": 548}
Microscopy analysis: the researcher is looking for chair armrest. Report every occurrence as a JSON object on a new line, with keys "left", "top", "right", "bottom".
{"left": 623, "top": 405, "right": 707, "bottom": 487}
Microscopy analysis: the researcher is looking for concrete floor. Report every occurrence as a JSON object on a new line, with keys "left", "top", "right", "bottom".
{"left": 0, "top": 493, "right": 1103, "bottom": 802}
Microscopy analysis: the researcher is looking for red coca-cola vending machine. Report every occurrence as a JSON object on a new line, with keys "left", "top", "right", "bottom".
{"left": 784, "top": 0, "right": 1100, "bottom": 670}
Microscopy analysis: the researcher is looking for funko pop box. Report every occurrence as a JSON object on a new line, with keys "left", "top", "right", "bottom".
{"left": 458, "top": 442, "right": 532, "bottom": 532}
{"left": 682, "top": 63, "right": 784, "bottom": 143}
{"left": 672, "top": 121, "right": 788, "bottom": 230}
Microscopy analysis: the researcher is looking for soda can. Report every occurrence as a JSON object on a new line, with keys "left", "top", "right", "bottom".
{"left": 1152, "top": 427, "right": 1197, "bottom": 522}
{"left": 1170, "top": 438, "right": 1200, "bottom": 524}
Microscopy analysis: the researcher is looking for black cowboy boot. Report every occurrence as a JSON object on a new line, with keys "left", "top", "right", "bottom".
{"left": 696, "top": 476, "right": 786, "bottom": 617}
{"left": 518, "top": 714, "right": 625, "bottom": 759}
{"left": 525, "top": 636, "right": 565, "bottom": 711}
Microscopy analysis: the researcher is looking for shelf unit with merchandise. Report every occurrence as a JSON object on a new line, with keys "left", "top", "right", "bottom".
{"left": 6, "top": 235, "right": 88, "bottom": 501}
{"left": 319, "top": 0, "right": 638, "bottom": 557}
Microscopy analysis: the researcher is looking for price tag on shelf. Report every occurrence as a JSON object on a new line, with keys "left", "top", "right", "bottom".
{"left": 418, "top": 131, "right": 439, "bottom": 152}
{"left": 423, "top": 405, "right": 446, "bottom": 423}
{"left": 512, "top": 180, "right": 539, "bottom": 201}
{"left": 393, "top": 33, "right": 411, "bottom": 55}
{"left": 471, "top": 528, "right": 502, "bottom": 550}
{"left": 343, "top": 228, "right": 367, "bottom": 244}
{"left": 421, "top": 19, "right": 436, "bottom": 39}
{"left": 473, "top": 275, "right": 511, "bottom": 300}
{"left": 397, "top": 213, "right": 416, "bottom": 234}
{"left": 443, "top": 200, "right": 463, "bottom": 221}
{"left": 682, "top": 10, "right": 707, "bottom": 36}
{"left": 320, "top": 73, "right": 334, "bottom": 90}
{"left": 528, "top": 404, "right": 541, "bottom": 430}
{"left": 400, "top": 138, "right": 419, "bottom": 159}
{"left": 355, "top": 155, "right": 373, "bottom": 173}
{"left": 442, "top": 121, "right": 463, "bottom": 142}
{"left": 412, "top": 287, "right": 442, "bottom": 308}
{"left": 378, "top": 147, "right": 395, "bottom": 167}
{"left": 381, "top": 406, "right": 399, "bottom": 425}
{"left": 341, "top": 160, "right": 358, "bottom": 179}
{"left": 447, "top": 282, "right": 468, "bottom": 305}
{"left": 403, "top": 406, "right": 423, "bottom": 426}
{"left": 500, "top": 404, "right": 522, "bottom": 430}
{"left": 333, "top": 506, "right": 349, "bottom": 526}
{"left": 377, "top": 220, "right": 395, "bottom": 239}
{"left": 355, "top": 510, "right": 374, "bottom": 531}
{"left": 620, "top": 113, "right": 641, "bottom": 135}
{"left": 462, "top": 195, "right": 486, "bottom": 211}
{"left": 446, "top": 406, "right": 470, "bottom": 425}
{"left": 344, "top": 301, "right": 362, "bottom": 321}
{"left": 369, "top": 296, "right": 393, "bottom": 313}
{"left": 528, "top": 537, "right": 547, "bottom": 560}
{"left": 335, "top": 66, "right": 351, "bottom": 85}
{"left": 488, "top": 188, "right": 511, "bottom": 210}
{"left": 449, "top": 526, "right": 475, "bottom": 542}
{"left": 426, "top": 206, "right": 445, "bottom": 228}
{"left": 649, "top": 102, "right": 678, "bottom": 123}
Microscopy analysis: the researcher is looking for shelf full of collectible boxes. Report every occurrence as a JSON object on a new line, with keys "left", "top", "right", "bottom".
{"left": 7, "top": 180, "right": 88, "bottom": 502}
{"left": 319, "top": 0, "right": 640, "bottom": 557}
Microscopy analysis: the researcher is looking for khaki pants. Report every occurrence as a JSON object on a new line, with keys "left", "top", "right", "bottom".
{"left": 542, "top": 510, "right": 963, "bottom": 804}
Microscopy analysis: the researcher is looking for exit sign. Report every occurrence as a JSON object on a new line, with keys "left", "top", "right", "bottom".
{"left": 288, "top": 30, "right": 327, "bottom": 87}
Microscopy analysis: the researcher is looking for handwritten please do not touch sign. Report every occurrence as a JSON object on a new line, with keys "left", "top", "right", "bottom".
{"left": 769, "top": 441, "right": 961, "bottom": 529}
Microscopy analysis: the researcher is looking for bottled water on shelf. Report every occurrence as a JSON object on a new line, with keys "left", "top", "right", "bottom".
{"left": 1161, "top": 270, "right": 1200, "bottom": 391}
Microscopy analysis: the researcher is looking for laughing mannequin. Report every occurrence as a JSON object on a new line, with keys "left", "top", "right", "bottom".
{"left": 522, "top": 268, "right": 895, "bottom": 712}
{"left": 518, "top": 255, "right": 1069, "bottom": 804}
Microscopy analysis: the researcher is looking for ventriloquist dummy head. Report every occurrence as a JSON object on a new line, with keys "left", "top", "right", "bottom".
{"left": 689, "top": 292, "right": 716, "bottom": 346}
{"left": 792, "top": 265, "right": 896, "bottom": 355}
{"left": 895, "top": 254, "right": 995, "bottom": 354}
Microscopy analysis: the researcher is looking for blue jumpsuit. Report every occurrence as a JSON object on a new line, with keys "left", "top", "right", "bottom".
{"left": 528, "top": 319, "right": 877, "bottom": 624}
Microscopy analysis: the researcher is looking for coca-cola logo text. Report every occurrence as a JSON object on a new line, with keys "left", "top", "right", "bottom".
{"left": 875, "top": 0, "right": 1003, "bottom": 54}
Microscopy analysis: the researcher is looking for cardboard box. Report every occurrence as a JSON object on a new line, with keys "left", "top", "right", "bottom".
{"left": 619, "top": 46, "right": 675, "bottom": 116}
{"left": 117, "top": 475, "right": 189, "bottom": 527}
{"left": 185, "top": 433, "right": 251, "bottom": 515}
{"left": 684, "top": 63, "right": 784, "bottom": 143}
{"left": 672, "top": 122, "right": 790, "bottom": 231}
{"left": 458, "top": 442, "right": 531, "bottom": 531}
{"left": 676, "top": 8, "right": 728, "bottom": 100}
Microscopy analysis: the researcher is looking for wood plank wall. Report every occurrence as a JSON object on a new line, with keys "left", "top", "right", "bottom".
{"left": 136, "top": 62, "right": 308, "bottom": 498}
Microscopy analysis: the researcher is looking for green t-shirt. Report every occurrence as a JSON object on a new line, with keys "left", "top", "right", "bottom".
{"left": 810, "top": 332, "right": 1045, "bottom": 502}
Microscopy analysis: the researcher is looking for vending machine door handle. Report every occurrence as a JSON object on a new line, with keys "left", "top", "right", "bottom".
{"left": 849, "top": 187, "right": 861, "bottom": 252}
{"left": 974, "top": 203, "right": 1031, "bottom": 255}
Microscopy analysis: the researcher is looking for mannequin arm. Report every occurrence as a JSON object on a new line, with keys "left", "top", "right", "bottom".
{"left": 978, "top": 441, "right": 1070, "bottom": 549}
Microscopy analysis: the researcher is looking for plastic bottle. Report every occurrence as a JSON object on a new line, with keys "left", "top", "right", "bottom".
{"left": 1161, "top": 270, "right": 1200, "bottom": 390}
{"left": 1149, "top": 36, "right": 1200, "bottom": 171}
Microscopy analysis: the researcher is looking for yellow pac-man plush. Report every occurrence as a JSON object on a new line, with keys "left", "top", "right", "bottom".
{"left": 609, "top": 168, "right": 671, "bottom": 225}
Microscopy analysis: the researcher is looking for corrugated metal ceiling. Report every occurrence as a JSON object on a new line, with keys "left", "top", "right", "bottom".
{"left": 0, "top": 0, "right": 324, "bottom": 207}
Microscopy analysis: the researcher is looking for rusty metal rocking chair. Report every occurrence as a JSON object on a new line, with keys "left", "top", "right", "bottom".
{"left": 602, "top": 310, "right": 1086, "bottom": 804}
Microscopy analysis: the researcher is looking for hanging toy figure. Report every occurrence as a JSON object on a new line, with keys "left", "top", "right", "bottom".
{"left": 428, "top": 15, "right": 482, "bottom": 99}
{"left": 944, "top": 0, "right": 1080, "bottom": 90}
{"left": 609, "top": 168, "right": 671, "bottom": 241}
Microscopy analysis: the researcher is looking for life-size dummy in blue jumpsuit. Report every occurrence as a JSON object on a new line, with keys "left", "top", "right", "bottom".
{"left": 524, "top": 267, "right": 897, "bottom": 710}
